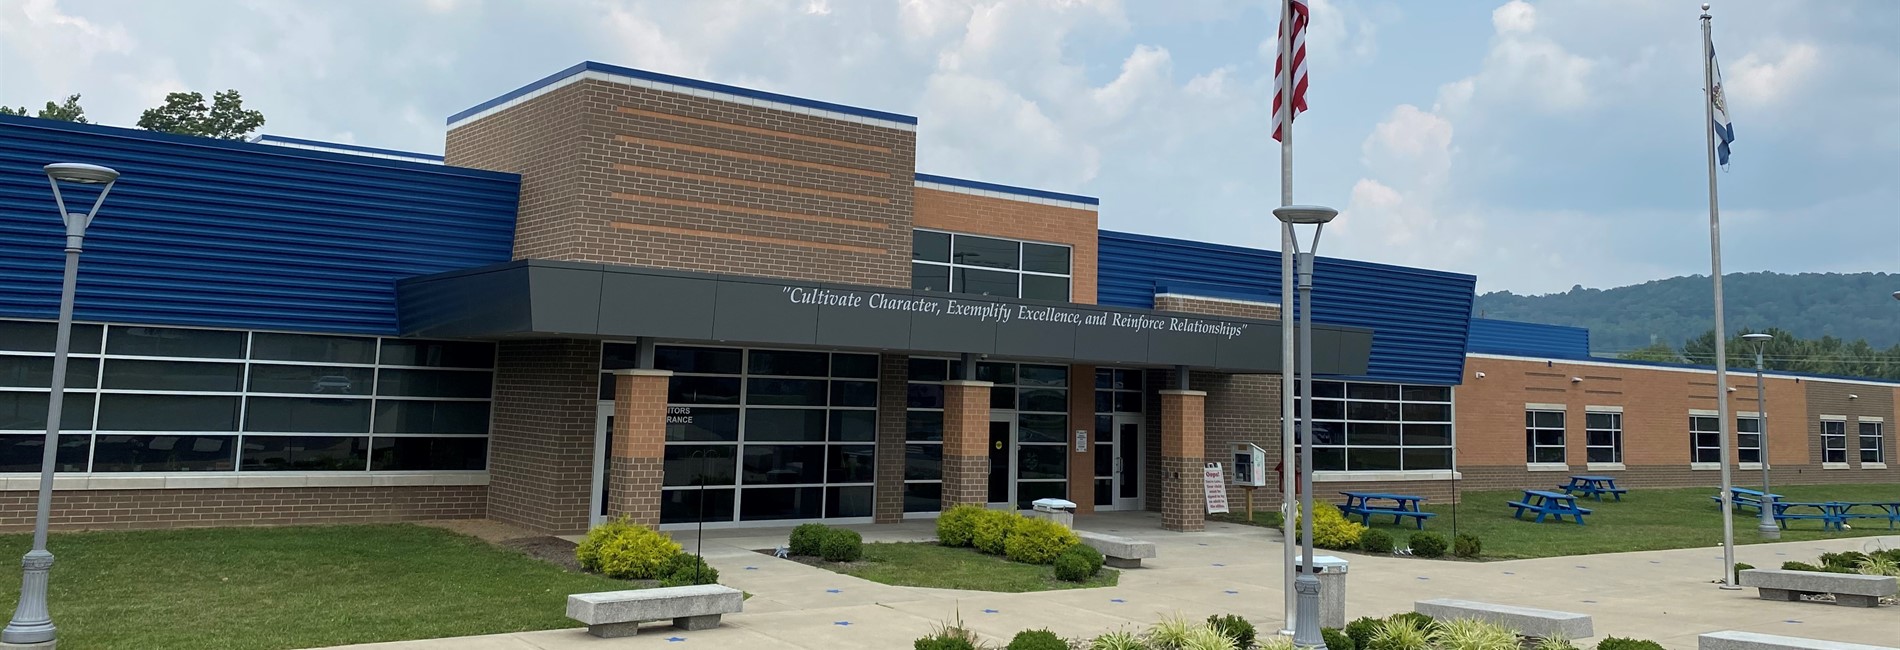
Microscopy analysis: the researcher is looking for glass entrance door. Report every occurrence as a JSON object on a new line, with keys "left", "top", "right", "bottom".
{"left": 590, "top": 403, "right": 614, "bottom": 526}
{"left": 1093, "top": 414, "right": 1144, "bottom": 510}
{"left": 987, "top": 415, "right": 1013, "bottom": 506}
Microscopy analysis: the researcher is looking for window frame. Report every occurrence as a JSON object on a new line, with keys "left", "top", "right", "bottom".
{"left": 1859, "top": 420, "right": 1884, "bottom": 465}
{"left": 1294, "top": 380, "right": 1455, "bottom": 473}
{"left": 1690, "top": 415, "right": 1725, "bottom": 464}
{"left": 1525, "top": 409, "right": 1567, "bottom": 465}
{"left": 1584, "top": 410, "right": 1622, "bottom": 465}
{"left": 910, "top": 228, "right": 1073, "bottom": 302}
{"left": 1820, "top": 419, "right": 1848, "bottom": 464}
{"left": 1735, "top": 415, "right": 1762, "bottom": 464}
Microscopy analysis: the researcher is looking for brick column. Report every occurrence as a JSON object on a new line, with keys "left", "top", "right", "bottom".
{"left": 1160, "top": 389, "right": 1208, "bottom": 532}
{"left": 1068, "top": 365, "right": 1096, "bottom": 515}
{"left": 941, "top": 380, "right": 994, "bottom": 508}
{"left": 610, "top": 369, "right": 672, "bottom": 527}
{"left": 874, "top": 354, "right": 909, "bottom": 523}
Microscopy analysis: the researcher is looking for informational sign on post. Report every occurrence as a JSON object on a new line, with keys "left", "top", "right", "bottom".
{"left": 1204, "top": 463, "right": 1229, "bottom": 514}
{"left": 1075, "top": 429, "right": 1088, "bottom": 452}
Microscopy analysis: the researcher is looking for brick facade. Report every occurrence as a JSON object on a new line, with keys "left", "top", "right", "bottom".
{"left": 447, "top": 79, "right": 917, "bottom": 289}
{"left": 875, "top": 354, "right": 910, "bottom": 523}
{"left": 1067, "top": 365, "right": 1097, "bottom": 514}
{"left": 1159, "top": 389, "right": 1208, "bottom": 531}
{"left": 0, "top": 485, "right": 485, "bottom": 533}
{"left": 608, "top": 370, "right": 671, "bottom": 526}
{"left": 913, "top": 187, "right": 1099, "bottom": 304}
{"left": 940, "top": 380, "right": 993, "bottom": 508}
{"left": 487, "top": 339, "right": 602, "bottom": 533}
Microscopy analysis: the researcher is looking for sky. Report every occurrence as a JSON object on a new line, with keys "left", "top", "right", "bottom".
{"left": 2, "top": 0, "right": 1895, "bottom": 295}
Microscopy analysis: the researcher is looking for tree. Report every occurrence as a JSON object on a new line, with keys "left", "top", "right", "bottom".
{"left": 0, "top": 94, "right": 89, "bottom": 123}
{"left": 136, "top": 90, "right": 265, "bottom": 139}
{"left": 1619, "top": 342, "right": 1681, "bottom": 363}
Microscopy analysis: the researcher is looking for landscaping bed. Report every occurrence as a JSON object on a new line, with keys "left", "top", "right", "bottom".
{"left": 784, "top": 541, "right": 1117, "bottom": 592}
{"left": 777, "top": 511, "right": 1119, "bottom": 592}
{"left": 0, "top": 524, "right": 631, "bottom": 650}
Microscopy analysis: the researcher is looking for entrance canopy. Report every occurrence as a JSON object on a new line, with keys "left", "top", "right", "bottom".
{"left": 397, "top": 260, "right": 1372, "bottom": 374}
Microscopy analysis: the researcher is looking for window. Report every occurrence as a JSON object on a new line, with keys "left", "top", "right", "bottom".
{"left": 1526, "top": 410, "right": 1566, "bottom": 464}
{"left": 904, "top": 358, "right": 1070, "bottom": 512}
{"left": 1860, "top": 421, "right": 1884, "bottom": 464}
{"left": 1295, "top": 381, "right": 1452, "bottom": 471}
{"left": 1821, "top": 420, "right": 1847, "bottom": 463}
{"left": 604, "top": 344, "right": 879, "bottom": 524}
{"left": 0, "top": 318, "right": 495, "bottom": 474}
{"left": 1736, "top": 416, "right": 1761, "bottom": 464}
{"left": 910, "top": 229, "right": 1072, "bottom": 301}
{"left": 1691, "top": 416, "right": 1724, "bottom": 463}
{"left": 1585, "top": 412, "right": 1621, "bottom": 464}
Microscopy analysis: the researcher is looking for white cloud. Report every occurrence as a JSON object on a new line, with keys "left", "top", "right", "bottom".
{"left": 1491, "top": 0, "right": 1535, "bottom": 34}
{"left": 1726, "top": 42, "right": 1819, "bottom": 108}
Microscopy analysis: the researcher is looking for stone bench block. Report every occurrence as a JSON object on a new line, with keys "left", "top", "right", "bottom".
{"left": 1740, "top": 569, "right": 1896, "bottom": 607}
{"left": 1414, "top": 599, "right": 1592, "bottom": 639}
{"left": 1700, "top": 631, "right": 1898, "bottom": 650}
{"left": 1077, "top": 531, "right": 1157, "bottom": 568}
{"left": 567, "top": 584, "right": 744, "bottom": 637}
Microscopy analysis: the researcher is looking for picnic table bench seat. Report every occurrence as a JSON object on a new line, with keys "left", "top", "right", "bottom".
{"left": 1509, "top": 490, "right": 1592, "bottom": 524}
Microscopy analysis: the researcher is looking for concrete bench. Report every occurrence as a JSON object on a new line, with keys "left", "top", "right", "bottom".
{"left": 566, "top": 584, "right": 744, "bottom": 638}
{"left": 1414, "top": 599, "right": 1592, "bottom": 640}
{"left": 1076, "top": 531, "right": 1156, "bottom": 568}
{"left": 1738, "top": 569, "right": 1897, "bottom": 608}
{"left": 1700, "top": 631, "right": 1898, "bottom": 650}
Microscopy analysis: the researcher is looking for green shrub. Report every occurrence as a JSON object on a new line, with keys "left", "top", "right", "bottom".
{"left": 1181, "top": 625, "right": 1240, "bottom": 650}
{"left": 972, "top": 509, "right": 1019, "bottom": 555}
{"left": 1146, "top": 614, "right": 1197, "bottom": 649}
{"left": 657, "top": 552, "right": 719, "bottom": 587}
{"left": 577, "top": 517, "right": 682, "bottom": 579}
{"left": 1407, "top": 532, "right": 1449, "bottom": 558}
{"left": 820, "top": 528, "right": 863, "bottom": 562}
{"left": 1259, "top": 635, "right": 1297, "bottom": 650}
{"left": 1781, "top": 561, "right": 1822, "bottom": 572}
{"left": 1293, "top": 502, "right": 1367, "bottom": 550}
{"left": 1054, "top": 544, "right": 1105, "bottom": 582}
{"left": 1091, "top": 629, "right": 1146, "bottom": 650}
{"left": 916, "top": 635, "right": 978, "bottom": 650}
{"left": 1872, "top": 548, "right": 1900, "bottom": 563}
{"left": 1007, "top": 629, "right": 1068, "bottom": 650}
{"left": 918, "top": 611, "right": 984, "bottom": 650}
{"left": 938, "top": 505, "right": 985, "bottom": 548}
{"left": 1732, "top": 562, "right": 1753, "bottom": 583}
{"left": 1820, "top": 551, "right": 1869, "bottom": 571}
{"left": 1533, "top": 635, "right": 1579, "bottom": 650}
{"left": 1453, "top": 533, "right": 1482, "bottom": 559}
{"left": 1323, "top": 627, "right": 1356, "bottom": 650}
{"left": 1387, "top": 613, "right": 1436, "bottom": 633}
{"left": 1344, "top": 617, "right": 1384, "bottom": 650}
{"left": 1595, "top": 637, "right": 1666, "bottom": 650}
{"left": 1858, "top": 555, "right": 1900, "bottom": 577}
{"left": 1431, "top": 618, "right": 1518, "bottom": 650}
{"left": 790, "top": 523, "right": 830, "bottom": 557}
{"left": 1359, "top": 529, "right": 1395, "bottom": 554}
{"left": 1206, "top": 614, "right": 1256, "bottom": 649}
{"left": 1367, "top": 616, "right": 1433, "bottom": 650}
{"left": 1005, "top": 516, "right": 1080, "bottom": 564}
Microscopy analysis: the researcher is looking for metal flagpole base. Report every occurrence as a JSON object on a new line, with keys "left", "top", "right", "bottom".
{"left": 1756, "top": 523, "right": 1781, "bottom": 540}
{"left": 1292, "top": 573, "right": 1324, "bottom": 648}
{"left": 1, "top": 550, "right": 56, "bottom": 646}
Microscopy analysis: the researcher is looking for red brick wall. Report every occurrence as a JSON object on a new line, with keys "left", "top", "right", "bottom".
{"left": 914, "top": 188, "right": 1099, "bottom": 304}
{"left": 1068, "top": 365, "right": 1096, "bottom": 514}
{"left": 1159, "top": 390, "right": 1207, "bottom": 532}
{"left": 941, "top": 381, "right": 992, "bottom": 507}
{"left": 875, "top": 354, "right": 910, "bottom": 523}
{"left": 0, "top": 486, "right": 485, "bottom": 533}
{"left": 487, "top": 339, "right": 601, "bottom": 533}
{"left": 447, "top": 78, "right": 917, "bottom": 288}
{"left": 608, "top": 370, "right": 669, "bottom": 526}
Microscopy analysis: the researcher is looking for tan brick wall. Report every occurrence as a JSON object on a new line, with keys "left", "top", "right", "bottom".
{"left": 1159, "top": 390, "right": 1207, "bottom": 532}
{"left": 487, "top": 339, "right": 601, "bottom": 533}
{"left": 875, "top": 354, "right": 910, "bottom": 523}
{"left": 1154, "top": 295, "right": 1281, "bottom": 321}
{"left": 448, "top": 78, "right": 918, "bottom": 288}
{"left": 941, "top": 381, "right": 992, "bottom": 507}
{"left": 1805, "top": 380, "right": 1896, "bottom": 468}
{"left": 1158, "top": 298, "right": 1288, "bottom": 504}
{"left": 0, "top": 485, "right": 485, "bottom": 533}
{"left": 1457, "top": 356, "right": 1899, "bottom": 494}
{"left": 608, "top": 370, "right": 670, "bottom": 526}
{"left": 914, "top": 188, "right": 1099, "bottom": 304}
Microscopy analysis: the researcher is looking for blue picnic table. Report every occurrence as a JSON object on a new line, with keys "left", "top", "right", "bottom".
{"left": 1836, "top": 502, "right": 1900, "bottom": 530}
{"left": 1339, "top": 491, "right": 1437, "bottom": 530}
{"left": 1507, "top": 489, "right": 1592, "bottom": 524}
{"left": 1711, "top": 487, "right": 1782, "bottom": 514}
{"left": 1558, "top": 475, "right": 1628, "bottom": 501}
{"left": 1772, "top": 501, "right": 1847, "bottom": 531}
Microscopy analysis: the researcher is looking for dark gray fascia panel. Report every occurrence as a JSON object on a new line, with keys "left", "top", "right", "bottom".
{"left": 395, "top": 265, "right": 534, "bottom": 338}
{"left": 528, "top": 265, "right": 604, "bottom": 336}
{"left": 712, "top": 281, "right": 820, "bottom": 345}
{"left": 597, "top": 271, "right": 718, "bottom": 340}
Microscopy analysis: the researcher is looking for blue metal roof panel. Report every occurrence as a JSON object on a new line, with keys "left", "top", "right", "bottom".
{"left": 1466, "top": 318, "right": 1591, "bottom": 358}
{"left": 251, "top": 134, "right": 446, "bottom": 162}
{"left": 914, "top": 173, "right": 1100, "bottom": 206}
{"left": 1099, "top": 229, "right": 1477, "bottom": 385}
{"left": 0, "top": 115, "right": 519, "bottom": 335}
{"left": 448, "top": 61, "right": 919, "bottom": 126}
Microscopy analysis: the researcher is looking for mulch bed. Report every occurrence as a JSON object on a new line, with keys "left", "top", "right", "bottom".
{"left": 501, "top": 536, "right": 585, "bottom": 573}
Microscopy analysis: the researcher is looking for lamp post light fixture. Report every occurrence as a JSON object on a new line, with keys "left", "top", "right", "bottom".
{"left": 3, "top": 163, "right": 119, "bottom": 649}
{"left": 1273, "top": 204, "right": 1337, "bottom": 650}
{"left": 1741, "top": 333, "right": 1777, "bottom": 540}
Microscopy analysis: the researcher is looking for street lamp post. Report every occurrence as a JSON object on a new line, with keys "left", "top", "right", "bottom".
{"left": 1742, "top": 333, "right": 1777, "bottom": 540}
{"left": 3, "top": 163, "right": 119, "bottom": 649}
{"left": 1274, "top": 204, "right": 1338, "bottom": 650}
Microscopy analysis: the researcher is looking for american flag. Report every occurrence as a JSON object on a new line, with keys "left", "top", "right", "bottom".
{"left": 1271, "top": 0, "right": 1309, "bottom": 142}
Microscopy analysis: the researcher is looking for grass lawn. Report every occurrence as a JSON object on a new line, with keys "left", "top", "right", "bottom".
{"left": 1217, "top": 484, "right": 1900, "bottom": 560}
{"left": 0, "top": 524, "right": 630, "bottom": 650}
{"left": 815, "top": 542, "right": 1117, "bottom": 592}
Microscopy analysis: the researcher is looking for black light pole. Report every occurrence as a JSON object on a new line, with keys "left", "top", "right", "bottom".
{"left": 5, "top": 163, "right": 118, "bottom": 649}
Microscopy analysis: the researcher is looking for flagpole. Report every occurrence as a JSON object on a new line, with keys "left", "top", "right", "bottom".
{"left": 1277, "top": 0, "right": 1299, "bottom": 634}
{"left": 1700, "top": 2, "right": 1741, "bottom": 590}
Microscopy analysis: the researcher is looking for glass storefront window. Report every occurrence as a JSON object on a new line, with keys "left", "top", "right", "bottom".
{"left": 1296, "top": 379, "right": 1455, "bottom": 472}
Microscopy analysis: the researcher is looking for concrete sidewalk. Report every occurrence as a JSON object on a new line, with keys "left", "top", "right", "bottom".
{"left": 323, "top": 513, "right": 1900, "bottom": 650}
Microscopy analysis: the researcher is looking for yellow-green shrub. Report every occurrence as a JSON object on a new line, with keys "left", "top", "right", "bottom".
{"left": 1292, "top": 503, "right": 1366, "bottom": 551}
{"left": 937, "top": 504, "right": 985, "bottom": 548}
{"left": 577, "top": 516, "right": 682, "bottom": 579}
{"left": 1004, "top": 516, "right": 1079, "bottom": 564}
{"left": 971, "top": 508, "right": 1018, "bottom": 555}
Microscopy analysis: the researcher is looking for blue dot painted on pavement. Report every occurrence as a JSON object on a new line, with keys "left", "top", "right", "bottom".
{"left": 1225, "top": 590, "right": 1240, "bottom": 595}
{"left": 1111, "top": 598, "right": 1127, "bottom": 603}
{"left": 834, "top": 621, "right": 852, "bottom": 626}
{"left": 1784, "top": 620, "right": 1802, "bottom": 624}
{"left": 1575, "top": 565, "right": 1589, "bottom": 569}
{"left": 1649, "top": 560, "right": 1663, "bottom": 564}
{"left": 1502, "top": 571, "right": 1515, "bottom": 575}
{"left": 983, "top": 609, "right": 1000, "bottom": 614}
{"left": 744, "top": 566, "right": 758, "bottom": 570}
{"left": 667, "top": 637, "right": 687, "bottom": 643}
{"left": 1198, "top": 543, "right": 1210, "bottom": 546}
{"left": 1581, "top": 600, "right": 1597, "bottom": 604}
{"left": 1417, "top": 576, "right": 1430, "bottom": 581}
{"left": 826, "top": 589, "right": 842, "bottom": 594}
{"left": 1775, "top": 552, "right": 1787, "bottom": 556}
{"left": 1213, "top": 563, "right": 1226, "bottom": 567}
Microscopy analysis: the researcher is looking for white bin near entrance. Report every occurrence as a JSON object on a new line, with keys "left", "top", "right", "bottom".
{"left": 1031, "top": 498, "right": 1078, "bottom": 528}
{"left": 1296, "top": 555, "right": 1350, "bottom": 629}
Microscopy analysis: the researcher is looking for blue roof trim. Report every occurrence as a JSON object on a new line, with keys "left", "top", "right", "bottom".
{"left": 1467, "top": 318, "right": 1590, "bottom": 358}
{"left": 1099, "top": 229, "right": 1477, "bottom": 386}
{"left": 914, "top": 173, "right": 1101, "bottom": 206}
{"left": 448, "top": 61, "right": 919, "bottom": 126}
{"left": 253, "top": 134, "right": 445, "bottom": 162}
